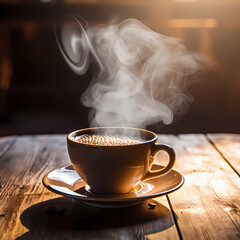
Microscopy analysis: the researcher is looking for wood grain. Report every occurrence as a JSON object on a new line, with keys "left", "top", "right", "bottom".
{"left": 0, "top": 135, "right": 16, "bottom": 158}
{"left": 157, "top": 134, "right": 240, "bottom": 240}
{"left": 208, "top": 134, "right": 240, "bottom": 176}
{"left": 0, "top": 135, "right": 179, "bottom": 240}
{"left": 0, "top": 135, "right": 69, "bottom": 197}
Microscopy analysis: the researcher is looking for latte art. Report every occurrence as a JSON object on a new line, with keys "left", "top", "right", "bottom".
{"left": 73, "top": 134, "right": 143, "bottom": 146}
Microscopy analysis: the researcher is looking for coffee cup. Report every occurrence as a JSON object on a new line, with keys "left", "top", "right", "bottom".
{"left": 67, "top": 127, "right": 176, "bottom": 195}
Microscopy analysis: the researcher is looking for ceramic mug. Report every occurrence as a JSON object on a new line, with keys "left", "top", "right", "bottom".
{"left": 67, "top": 127, "right": 176, "bottom": 195}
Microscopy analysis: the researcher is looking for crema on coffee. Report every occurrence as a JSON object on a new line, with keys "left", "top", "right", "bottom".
{"left": 73, "top": 134, "right": 143, "bottom": 146}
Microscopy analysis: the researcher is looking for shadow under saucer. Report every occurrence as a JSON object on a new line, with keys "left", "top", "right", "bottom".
{"left": 16, "top": 197, "right": 177, "bottom": 240}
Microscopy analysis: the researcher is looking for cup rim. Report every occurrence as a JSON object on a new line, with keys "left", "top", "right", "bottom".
{"left": 67, "top": 127, "right": 158, "bottom": 147}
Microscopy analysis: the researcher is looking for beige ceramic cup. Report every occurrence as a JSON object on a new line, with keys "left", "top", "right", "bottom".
{"left": 67, "top": 127, "right": 176, "bottom": 195}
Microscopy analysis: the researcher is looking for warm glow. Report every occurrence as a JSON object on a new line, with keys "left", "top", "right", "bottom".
{"left": 224, "top": 207, "right": 232, "bottom": 212}
{"left": 168, "top": 18, "right": 218, "bottom": 28}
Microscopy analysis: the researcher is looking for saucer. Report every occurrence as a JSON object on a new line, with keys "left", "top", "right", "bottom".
{"left": 42, "top": 165, "right": 184, "bottom": 208}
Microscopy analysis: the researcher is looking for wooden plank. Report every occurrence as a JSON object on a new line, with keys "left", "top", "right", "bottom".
{"left": 0, "top": 192, "right": 178, "bottom": 239}
{"left": 0, "top": 135, "right": 69, "bottom": 197}
{"left": 0, "top": 135, "right": 179, "bottom": 240}
{"left": 207, "top": 134, "right": 240, "bottom": 176}
{"left": 156, "top": 134, "right": 240, "bottom": 240}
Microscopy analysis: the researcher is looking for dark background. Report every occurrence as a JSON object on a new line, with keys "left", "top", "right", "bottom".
{"left": 0, "top": 0, "right": 240, "bottom": 136}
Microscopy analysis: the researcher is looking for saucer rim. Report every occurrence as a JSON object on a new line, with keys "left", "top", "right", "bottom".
{"left": 42, "top": 165, "right": 184, "bottom": 203}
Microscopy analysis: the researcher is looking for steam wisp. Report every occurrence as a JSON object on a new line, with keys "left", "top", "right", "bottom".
{"left": 57, "top": 17, "right": 210, "bottom": 129}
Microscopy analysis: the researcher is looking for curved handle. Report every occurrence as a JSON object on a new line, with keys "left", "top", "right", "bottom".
{"left": 143, "top": 143, "right": 176, "bottom": 181}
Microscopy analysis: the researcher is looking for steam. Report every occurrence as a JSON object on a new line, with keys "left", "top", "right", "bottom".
{"left": 57, "top": 17, "right": 211, "bottom": 129}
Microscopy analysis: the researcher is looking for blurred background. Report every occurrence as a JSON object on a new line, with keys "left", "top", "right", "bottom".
{"left": 0, "top": 0, "right": 240, "bottom": 136}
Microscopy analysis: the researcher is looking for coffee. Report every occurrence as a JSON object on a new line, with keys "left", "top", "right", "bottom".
{"left": 67, "top": 127, "right": 176, "bottom": 194}
{"left": 73, "top": 134, "right": 143, "bottom": 146}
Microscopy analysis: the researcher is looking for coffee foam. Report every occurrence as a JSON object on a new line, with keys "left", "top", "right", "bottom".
{"left": 73, "top": 134, "right": 143, "bottom": 146}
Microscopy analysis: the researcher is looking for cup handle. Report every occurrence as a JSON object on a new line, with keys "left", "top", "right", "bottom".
{"left": 143, "top": 143, "right": 176, "bottom": 181}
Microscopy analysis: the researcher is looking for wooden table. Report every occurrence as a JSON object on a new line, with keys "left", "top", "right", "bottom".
{"left": 0, "top": 134, "right": 239, "bottom": 239}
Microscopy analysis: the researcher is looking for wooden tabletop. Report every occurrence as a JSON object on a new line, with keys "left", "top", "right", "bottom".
{"left": 0, "top": 134, "right": 239, "bottom": 240}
